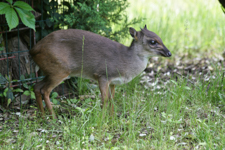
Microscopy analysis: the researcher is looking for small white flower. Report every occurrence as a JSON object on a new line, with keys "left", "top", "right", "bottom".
{"left": 170, "top": 136, "right": 176, "bottom": 140}
{"left": 89, "top": 134, "right": 95, "bottom": 142}
{"left": 139, "top": 133, "right": 146, "bottom": 137}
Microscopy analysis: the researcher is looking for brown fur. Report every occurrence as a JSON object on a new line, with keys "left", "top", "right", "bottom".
{"left": 30, "top": 25, "right": 171, "bottom": 119}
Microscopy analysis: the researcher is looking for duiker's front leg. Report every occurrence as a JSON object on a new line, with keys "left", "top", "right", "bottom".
{"left": 109, "top": 84, "right": 115, "bottom": 115}
{"left": 98, "top": 78, "right": 110, "bottom": 109}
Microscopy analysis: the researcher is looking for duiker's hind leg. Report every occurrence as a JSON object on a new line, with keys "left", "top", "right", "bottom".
{"left": 34, "top": 77, "right": 48, "bottom": 116}
{"left": 36, "top": 73, "right": 69, "bottom": 119}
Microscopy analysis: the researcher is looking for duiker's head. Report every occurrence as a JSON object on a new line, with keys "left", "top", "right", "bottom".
{"left": 129, "top": 25, "right": 172, "bottom": 57}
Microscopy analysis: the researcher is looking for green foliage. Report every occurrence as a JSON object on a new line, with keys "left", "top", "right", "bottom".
{"left": 0, "top": 1, "right": 35, "bottom": 31}
{"left": 0, "top": 74, "right": 24, "bottom": 106}
{"left": 34, "top": 0, "right": 140, "bottom": 42}
{"left": 52, "top": 0, "right": 141, "bottom": 41}
{"left": 20, "top": 75, "right": 35, "bottom": 100}
{"left": 50, "top": 92, "right": 59, "bottom": 104}
{"left": 23, "top": 90, "right": 35, "bottom": 100}
{"left": 34, "top": 0, "right": 61, "bottom": 41}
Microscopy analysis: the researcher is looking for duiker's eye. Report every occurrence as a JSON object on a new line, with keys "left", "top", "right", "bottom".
{"left": 149, "top": 40, "right": 157, "bottom": 45}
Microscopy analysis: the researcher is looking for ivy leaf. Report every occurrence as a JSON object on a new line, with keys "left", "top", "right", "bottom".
{"left": 3, "top": 88, "right": 9, "bottom": 97}
{"left": 30, "top": 91, "right": 35, "bottom": 99}
{"left": 7, "top": 98, "right": 12, "bottom": 107}
{"left": 13, "top": 88, "right": 23, "bottom": 93}
{"left": 14, "top": 1, "right": 34, "bottom": 11}
{"left": 14, "top": 7, "right": 35, "bottom": 31}
{"left": 52, "top": 99, "right": 58, "bottom": 105}
{"left": 5, "top": 7, "right": 19, "bottom": 31}
{"left": 51, "top": 92, "right": 58, "bottom": 99}
{"left": 23, "top": 83, "right": 29, "bottom": 89}
{"left": 23, "top": 90, "right": 30, "bottom": 96}
{"left": 0, "top": 2, "right": 10, "bottom": 15}
{"left": 6, "top": 0, "right": 12, "bottom": 5}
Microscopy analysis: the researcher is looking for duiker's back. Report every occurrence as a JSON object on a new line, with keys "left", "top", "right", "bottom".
{"left": 31, "top": 29, "right": 128, "bottom": 79}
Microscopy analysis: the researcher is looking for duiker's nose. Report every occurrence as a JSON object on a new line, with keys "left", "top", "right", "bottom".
{"left": 167, "top": 52, "right": 172, "bottom": 57}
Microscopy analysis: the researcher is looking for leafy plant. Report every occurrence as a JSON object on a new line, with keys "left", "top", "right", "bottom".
{"left": 52, "top": 0, "right": 141, "bottom": 41}
{"left": 22, "top": 85, "right": 35, "bottom": 100}
{"left": 33, "top": 0, "right": 61, "bottom": 41}
{"left": 50, "top": 92, "right": 59, "bottom": 105}
{"left": 0, "top": 74, "right": 23, "bottom": 107}
{"left": 0, "top": 87, "right": 23, "bottom": 107}
{"left": 20, "top": 75, "right": 35, "bottom": 100}
{"left": 0, "top": 0, "right": 35, "bottom": 31}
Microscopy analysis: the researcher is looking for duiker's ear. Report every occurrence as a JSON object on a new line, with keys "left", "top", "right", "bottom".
{"left": 140, "top": 25, "right": 147, "bottom": 34}
{"left": 129, "top": 27, "right": 138, "bottom": 40}
{"left": 144, "top": 25, "right": 147, "bottom": 29}
{"left": 140, "top": 27, "right": 145, "bottom": 34}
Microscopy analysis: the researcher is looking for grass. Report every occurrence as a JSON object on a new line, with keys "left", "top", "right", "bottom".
{"left": 1, "top": 67, "right": 225, "bottom": 149}
{"left": 1, "top": 0, "right": 225, "bottom": 149}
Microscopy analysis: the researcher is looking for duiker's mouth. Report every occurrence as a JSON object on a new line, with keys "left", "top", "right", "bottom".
{"left": 165, "top": 51, "right": 172, "bottom": 57}
{"left": 159, "top": 51, "right": 172, "bottom": 57}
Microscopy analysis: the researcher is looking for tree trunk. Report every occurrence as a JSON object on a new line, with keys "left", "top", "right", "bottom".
{"left": 0, "top": 35, "right": 35, "bottom": 80}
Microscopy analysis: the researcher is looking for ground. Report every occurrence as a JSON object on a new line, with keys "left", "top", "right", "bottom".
{"left": 1, "top": 53, "right": 225, "bottom": 149}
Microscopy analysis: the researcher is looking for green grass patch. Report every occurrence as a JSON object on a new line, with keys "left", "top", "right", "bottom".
{"left": 1, "top": 67, "right": 225, "bottom": 149}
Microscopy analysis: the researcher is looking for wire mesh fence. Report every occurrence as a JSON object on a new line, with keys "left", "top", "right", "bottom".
{"left": 0, "top": 0, "right": 73, "bottom": 108}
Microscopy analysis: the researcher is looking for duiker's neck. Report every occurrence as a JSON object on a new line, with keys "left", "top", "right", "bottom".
{"left": 128, "top": 40, "right": 136, "bottom": 50}
{"left": 128, "top": 40, "right": 148, "bottom": 59}
{"left": 119, "top": 39, "right": 149, "bottom": 78}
